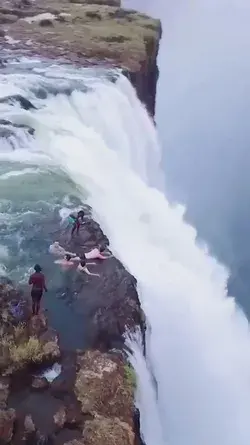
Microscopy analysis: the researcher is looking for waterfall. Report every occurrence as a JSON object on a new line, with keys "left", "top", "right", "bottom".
{"left": 1, "top": 63, "right": 250, "bottom": 445}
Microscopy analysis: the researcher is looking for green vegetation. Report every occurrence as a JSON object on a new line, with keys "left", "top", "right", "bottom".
{"left": 124, "top": 363, "right": 136, "bottom": 389}
{"left": 3, "top": 0, "right": 161, "bottom": 71}
{"left": 9, "top": 336, "right": 44, "bottom": 365}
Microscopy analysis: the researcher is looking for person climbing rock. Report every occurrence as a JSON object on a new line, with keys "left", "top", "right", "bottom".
{"left": 69, "top": 210, "right": 85, "bottom": 237}
{"left": 28, "top": 264, "right": 47, "bottom": 315}
{"left": 77, "top": 254, "right": 100, "bottom": 277}
{"left": 85, "top": 244, "right": 113, "bottom": 260}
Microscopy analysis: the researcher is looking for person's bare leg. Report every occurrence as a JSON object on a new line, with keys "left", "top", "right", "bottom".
{"left": 32, "top": 300, "right": 36, "bottom": 315}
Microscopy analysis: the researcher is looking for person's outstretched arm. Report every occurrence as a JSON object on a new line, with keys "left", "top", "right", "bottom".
{"left": 71, "top": 256, "right": 81, "bottom": 262}
{"left": 65, "top": 251, "right": 77, "bottom": 257}
{"left": 78, "top": 264, "right": 100, "bottom": 277}
{"left": 85, "top": 268, "right": 100, "bottom": 277}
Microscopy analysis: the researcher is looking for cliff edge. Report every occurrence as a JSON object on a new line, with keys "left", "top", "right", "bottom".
{"left": 0, "top": 0, "right": 161, "bottom": 115}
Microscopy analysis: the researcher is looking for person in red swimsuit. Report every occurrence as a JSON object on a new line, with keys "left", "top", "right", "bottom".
{"left": 28, "top": 264, "right": 47, "bottom": 315}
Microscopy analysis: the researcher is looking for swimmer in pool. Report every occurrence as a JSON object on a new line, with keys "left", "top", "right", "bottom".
{"left": 49, "top": 241, "right": 76, "bottom": 258}
{"left": 77, "top": 254, "right": 100, "bottom": 277}
{"left": 54, "top": 254, "right": 76, "bottom": 269}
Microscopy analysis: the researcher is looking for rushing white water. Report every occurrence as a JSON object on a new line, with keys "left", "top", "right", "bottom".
{"left": 1, "top": 65, "right": 250, "bottom": 445}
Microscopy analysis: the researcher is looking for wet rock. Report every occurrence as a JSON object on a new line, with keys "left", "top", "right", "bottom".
{"left": 63, "top": 440, "right": 84, "bottom": 445}
{"left": 28, "top": 313, "right": 48, "bottom": 338}
{"left": 53, "top": 405, "right": 66, "bottom": 430}
{"left": 83, "top": 415, "right": 134, "bottom": 445}
{"left": 65, "top": 401, "right": 83, "bottom": 427}
{"left": 40, "top": 328, "right": 60, "bottom": 360}
{"left": 39, "top": 327, "right": 57, "bottom": 344}
{"left": 0, "top": 344, "right": 11, "bottom": 374}
{"left": 35, "top": 432, "right": 54, "bottom": 445}
{"left": 16, "top": 123, "right": 35, "bottom": 135}
{"left": 0, "top": 95, "right": 36, "bottom": 110}
{"left": 31, "top": 377, "right": 49, "bottom": 391}
{"left": 50, "top": 367, "right": 75, "bottom": 399}
{"left": 0, "top": 377, "right": 10, "bottom": 409}
{"left": 0, "top": 119, "right": 35, "bottom": 135}
{"left": 69, "top": 0, "right": 120, "bottom": 4}
{"left": 24, "top": 414, "right": 36, "bottom": 434}
{"left": 39, "top": 19, "right": 54, "bottom": 27}
{"left": 0, "top": 408, "right": 16, "bottom": 443}
{"left": 0, "top": 128, "right": 14, "bottom": 138}
{"left": 0, "top": 13, "right": 18, "bottom": 24}
{"left": 75, "top": 351, "right": 134, "bottom": 426}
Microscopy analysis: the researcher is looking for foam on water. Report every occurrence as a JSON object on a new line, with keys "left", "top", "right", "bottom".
{"left": 1, "top": 65, "right": 250, "bottom": 445}
{"left": 0, "top": 167, "right": 41, "bottom": 180}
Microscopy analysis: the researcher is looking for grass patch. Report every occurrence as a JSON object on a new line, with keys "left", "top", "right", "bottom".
{"left": 124, "top": 363, "right": 136, "bottom": 390}
{"left": 9, "top": 336, "right": 44, "bottom": 365}
{"left": 13, "top": 322, "right": 26, "bottom": 340}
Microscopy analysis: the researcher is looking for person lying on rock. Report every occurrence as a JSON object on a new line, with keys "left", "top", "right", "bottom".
{"left": 69, "top": 210, "right": 85, "bottom": 237}
{"left": 49, "top": 241, "right": 75, "bottom": 258}
{"left": 77, "top": 254, "right": 100, "bottom": 277}
{"left": 85, "top": 244, "right": 113, "bottom": 260}
{"left": 28, "top": 264, "right": 47, "bottom": 316}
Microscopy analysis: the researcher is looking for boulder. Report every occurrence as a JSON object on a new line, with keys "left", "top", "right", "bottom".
{"left": 0, "top": 13, "right": 18, "bottom": 24}
{"left": 75, "top": 350, "right": 134, "bottom": 426}
{"left": 53, "top": 405, "right": 66, "bottom": 430}
{"left": 83, "top": 415, "right": 134, "bottom": 445}
{"left": 24, "top": 414, "right": 36, "bottom": 434}
{"left": 0, "top": 408, "right": 16, "bottom": 443}
{"left": 31, "top": 376, "right": 49, "bottom": 391}
{"left": 28, "top": 313, "right": 48, "bottom": 337}
{"left": 65, "top": 401, "right": 83, "bottom": 427}
{"left": 0, "top": 377, "right": 10, "bottom": 410}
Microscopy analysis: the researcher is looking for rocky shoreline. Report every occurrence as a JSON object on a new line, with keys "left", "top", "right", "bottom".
{"left": 0, "top": 215, "right": 146, "bottom": 445}
{"left": 0, "top": 0, "right": 161, "bottom": 116}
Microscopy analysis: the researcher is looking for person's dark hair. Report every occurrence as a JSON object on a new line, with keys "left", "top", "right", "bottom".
{"left": 77, "top": 210, "right": 85, "bottom": 219}
{"left": 80, "top": 254, "right": 86, "bottom": 267}
{"left": 34, "top": 264, "right": 42, "bottom": 273}
{"left": 65, "top": 254, "right": 72, "bottom": 261}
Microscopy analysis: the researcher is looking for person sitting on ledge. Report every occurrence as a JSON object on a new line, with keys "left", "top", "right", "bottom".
{"left": 28, "top": 264, "right": 47, "bottom": 316}
{"left": 49, "top": 241, "right": 75, "bottom": 258}
{"left": 77, "top": 254, "right": 100, "bottom": 277}
{"left": 85, "top": 244, "right": 113, "bottom": 260}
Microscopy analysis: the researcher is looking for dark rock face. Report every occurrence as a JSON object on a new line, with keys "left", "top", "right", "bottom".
{"left": 57, "top": 217, "right": 145, "bottom": 352}
{"left": 0, "top": 408, "right": 16, "bottom": 443}
{"left": 31, "top": 377, "right": 49, "bottom": 391}
{"left": 0, "top": 95, "right": 36, "bottom": 110}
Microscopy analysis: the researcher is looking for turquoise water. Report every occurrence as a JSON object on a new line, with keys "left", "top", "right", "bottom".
{"left": 0, "top": 160, "right": 87, "bottom": 349}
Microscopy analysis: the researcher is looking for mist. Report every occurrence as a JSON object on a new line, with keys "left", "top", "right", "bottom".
{"left": 124, "top": 0, "right": 250, "bottom": 314}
